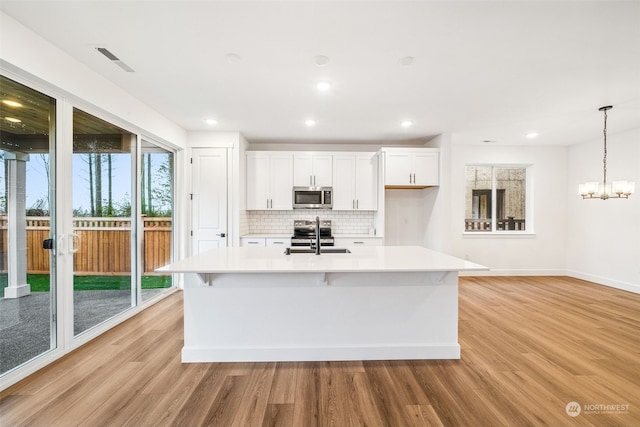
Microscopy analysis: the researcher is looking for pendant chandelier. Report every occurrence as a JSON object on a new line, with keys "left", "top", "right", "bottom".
{"left": 578, "top": 106, "right": 635, "bottom": 199}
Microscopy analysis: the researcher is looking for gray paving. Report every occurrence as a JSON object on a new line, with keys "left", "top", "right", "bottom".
{"left": 0, "top": 289, "right": 166, "bottom": 375}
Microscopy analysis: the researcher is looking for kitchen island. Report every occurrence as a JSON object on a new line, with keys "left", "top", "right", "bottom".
{"left": 157, "top": 246, "right": 487, "bottom": 362}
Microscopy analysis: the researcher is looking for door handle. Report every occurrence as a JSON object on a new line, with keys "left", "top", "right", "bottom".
{"left": 216, "top": 232, "right": 226, "bottom": 238}
{"left": 70, "top": 233, "right": 81, "bottom": 254}
{"left": 43, "top": 238, "right": 54, "bottom": 250}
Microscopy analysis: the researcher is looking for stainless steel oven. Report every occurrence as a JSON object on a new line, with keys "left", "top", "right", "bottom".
{"left": 291, "top": 219, "right": 334, "bottom": 246}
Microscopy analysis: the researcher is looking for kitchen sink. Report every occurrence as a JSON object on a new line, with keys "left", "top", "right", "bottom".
{"left": 285, "top": 248, "right": 351, "bottom": 255}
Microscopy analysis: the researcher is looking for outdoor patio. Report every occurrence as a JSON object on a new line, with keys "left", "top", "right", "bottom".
{"left": 1, "top": 216, "right": 173, "bottom": 375}
{"left": 0, "top": 288, "right": 168, "bottom": 374}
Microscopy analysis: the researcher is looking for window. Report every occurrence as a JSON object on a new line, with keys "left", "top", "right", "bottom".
{"left": 465, "top": 166, "right": 530, "bottom": 233}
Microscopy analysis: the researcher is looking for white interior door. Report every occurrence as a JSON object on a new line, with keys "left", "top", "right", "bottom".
{"left": 191, "top": 148, "right": 228, "bottom": 255}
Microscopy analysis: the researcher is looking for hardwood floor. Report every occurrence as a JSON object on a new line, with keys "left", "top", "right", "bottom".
{"left": 1, "top": 276, "right": 639, "bottom": 426}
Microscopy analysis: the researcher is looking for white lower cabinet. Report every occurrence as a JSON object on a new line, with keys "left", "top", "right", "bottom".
{"left": 241, "top": 237, "right": 266, "bottom": 247}
{"left": 333, "top": 237, "right": 383, "bottom": 247}
{"left": 266, "top": 238, "right": 291, "bottom": 248}
{"left": 241, "top": 237, "right": 291, "bottom": 247}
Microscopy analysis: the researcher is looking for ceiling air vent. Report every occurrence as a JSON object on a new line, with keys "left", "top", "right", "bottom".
{"left": 95, "top": 47, "right": 135, "bottom": 73}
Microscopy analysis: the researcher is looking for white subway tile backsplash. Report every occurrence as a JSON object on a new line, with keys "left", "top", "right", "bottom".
{"left": 246, "top": 210, "right": 375, "bottom": 235}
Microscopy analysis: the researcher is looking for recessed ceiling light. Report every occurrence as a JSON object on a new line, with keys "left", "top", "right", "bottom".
{"left": 316, "top": 81, "right": 332, "bottom": 91}
{"left": 401, "top": 120, "right": 413, "bottom": 128}
{"left": 314, "top": 55, "right": 330, "bottom": 66}
{"left": 305, "top": 119, "right": 316, "bottom": 127}
{"left": 205, "top": 119, "right": 217, "bottom": 126}
{"left": 2, "top": 100, "right": 23, "bottom": 108}
{"left": 5, "top": 117, "right": 22, "bottom": 123}
{"left": 525, "top": 132, "right": 539, "bottom": 139}
{"left": 400, "top": 56, "right": 415, "bottom": 66}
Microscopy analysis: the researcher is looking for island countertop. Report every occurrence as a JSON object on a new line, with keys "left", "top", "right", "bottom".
{"left": 157, "top": 245, "right": 487, "bottom": 274}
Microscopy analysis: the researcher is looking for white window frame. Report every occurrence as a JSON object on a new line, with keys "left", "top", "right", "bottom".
{"left": 463, "top": 164, "right": 535, "bottom": 236}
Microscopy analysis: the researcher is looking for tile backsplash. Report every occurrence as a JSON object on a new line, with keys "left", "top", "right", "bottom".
{"left": 244, "top": 210, "right": 376, "bottom": 235}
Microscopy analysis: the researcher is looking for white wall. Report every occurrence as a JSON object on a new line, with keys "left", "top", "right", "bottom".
{"left": 566, "top": 129, "right": 640, "bottom": 293}
{"left": 0, "top": 11, "right": 186, "bottom": 147}
{"left": 448, "top": 144, "right": 569, "bottom": 275}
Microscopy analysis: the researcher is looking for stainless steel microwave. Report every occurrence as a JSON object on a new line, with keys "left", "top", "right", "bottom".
{"left": 292, "top": 186, "right": 333, "bottom": 209}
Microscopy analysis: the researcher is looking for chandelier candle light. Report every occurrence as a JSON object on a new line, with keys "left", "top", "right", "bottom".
{"left": 578, "top": 106, "right": 635, "bottom": 200}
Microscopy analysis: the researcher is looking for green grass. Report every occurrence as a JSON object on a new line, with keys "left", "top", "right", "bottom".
{"left": 0, "top": 274, "right": 172, "bottom": 297}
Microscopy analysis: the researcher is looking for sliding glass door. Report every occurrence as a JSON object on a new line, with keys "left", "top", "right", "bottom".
{"left": 72, "top": 109, "right": 136, "bottom": 336}
{"left": 140, "top": 142, "right": 174, "bottom": 302}
{"left": 0, "top": 75, "right": 57, "bottom": 374}
{"left": 1, "top": 75, "right": 176, "bottom": 382}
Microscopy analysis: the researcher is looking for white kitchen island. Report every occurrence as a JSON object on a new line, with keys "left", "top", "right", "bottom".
{"left": 157, "top": 246, "right": 487, "bottom": 362}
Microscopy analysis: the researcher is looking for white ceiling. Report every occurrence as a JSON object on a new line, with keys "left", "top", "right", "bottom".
{"left": 2, "top": 1, "right": 639, "bottom": 146}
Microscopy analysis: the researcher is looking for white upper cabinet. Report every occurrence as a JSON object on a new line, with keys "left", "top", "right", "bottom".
{"left": 246, "top": 152, "right": 293, "bottom": 210}
{"left": 293, "top": 153, "right": 333, "bottom": 187}
{"left": 332, "top": 153, "right": 378, "bottom": 211}
{"left": 383, "top": 148, "right": 439, "bottom": 187}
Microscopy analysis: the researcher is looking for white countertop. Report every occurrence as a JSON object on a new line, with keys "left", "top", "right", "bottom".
{"left": 241, "top": 234, "right": 291, "bottom": 238}
{"left": 241, "top": 234, "right": 382, "bottom": 238}
{"left": 157, "top": 246, "right": 488, "bottom": 274}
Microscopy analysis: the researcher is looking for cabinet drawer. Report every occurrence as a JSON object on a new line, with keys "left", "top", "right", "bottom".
{"left": 241, "top": 237, "right": 266, "bottom": 247}
{"left": 266, "top": 238, "right": 291, "bottom": 248}
{"left": 334, "top": 237, "right": 383, "bottom": 247}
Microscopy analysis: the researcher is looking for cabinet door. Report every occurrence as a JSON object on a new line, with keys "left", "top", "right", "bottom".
{"left": 332, "top": 155, "right": 356, "bottom": 210}
{"left": 385, "top": 152, "right": 412, "bottom": 185}
{"left": 246, "top": 152, "right": 270, "bottom": 210}
{"left": 413, "top": 152, "right": 439, "bottom": 186}
{"left": 293, "top": 154, "right": 313, "bottom": 186}
{"left": 293, "top": 154, "right": 333, "bottom": 186}
{"left": 269, "top": 154, "right": 294, "bottom": 210}
{"left": 312, "top": 154, "right": 333, "bottom": 186}
{"left": 354, "top": 154, "right": 377, "bottom": 210}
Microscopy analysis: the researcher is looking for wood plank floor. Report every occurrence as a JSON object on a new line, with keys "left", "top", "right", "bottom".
{"left": 1, "top": 276, "right": 639, "bottom": 426}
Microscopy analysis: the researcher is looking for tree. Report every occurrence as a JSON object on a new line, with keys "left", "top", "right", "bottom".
{"left": 95, "top": 153, "right": 103, "bottom": 216}
{"left": 87, "top": 153, "right": 95, "bottom": 216}
{"left": 151, "top": 153, "right": 174, "bottom": 216}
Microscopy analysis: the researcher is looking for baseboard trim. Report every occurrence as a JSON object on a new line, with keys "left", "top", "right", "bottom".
{"left": 182, "top": 343, "right": 461, "bottom": 363}
{"left": 567, "top": 271, "right": 640, "bottom": 295}
{"left": 460, "top": 269, "right": 566, "bottom": 277}
{"left": 460, "top": 269, "right": 640, "bottom": 295}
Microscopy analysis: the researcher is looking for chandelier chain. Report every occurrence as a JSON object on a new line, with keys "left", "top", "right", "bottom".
{"left": 579, "top": 104, "right": 634, "bottom": 200}
{"left": 603, "top": 107, "right": 607, "bottom": 185}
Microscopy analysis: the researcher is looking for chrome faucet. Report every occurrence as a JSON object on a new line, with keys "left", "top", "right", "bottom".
{"left": 315, "top": 216, "right": 321, "bottom": 255}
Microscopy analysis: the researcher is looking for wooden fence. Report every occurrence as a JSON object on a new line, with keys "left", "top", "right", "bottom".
{"left": 0, "top": 217, "right": 172, "bottom": 275}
